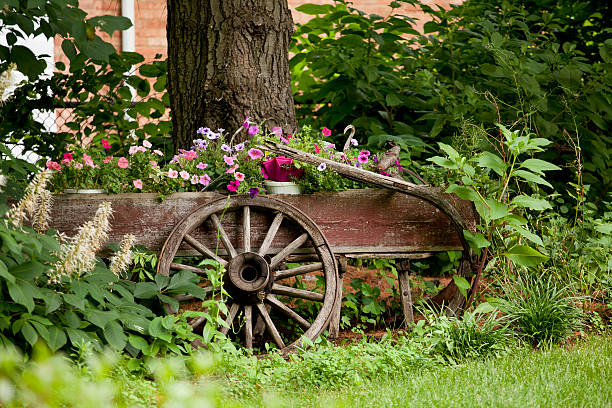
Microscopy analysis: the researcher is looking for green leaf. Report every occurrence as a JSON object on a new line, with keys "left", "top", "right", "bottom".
{"left": 64, "top": 311, "right": 81, "bottom": 329}
{"left": 511, "top": 195, "right": 552, "bottom": 211}
{"left": 0, "top": 260, "right": 15, "bottom": 283}
{"left": 295, "top": 4, "right": 333, "bottom": 14}
{"left": 463, "top": 230, "right": 490, "bottom": 249}
{"left": 473, "top": 302, "right": 496, "bottom": 314}
{"left": 508, "top": 225, "right": 544, "bottom": 246}
{"left": 445, "top": 184, "right": 480, "bottom": 202}
{"left": 47, "top": 327, "right": 67, "bottom": 352}
{"left": 594, "top": 223, "right": 612, "bottom": 235}
{"left": 21, "top": 321, "right": 38, "bottom": 345}
{"left": 503, "top": 245, "right": 549, "bottom": 267}
{"left": 520, "top": 159, "right": 561, "bottom": 175}
{"left": 512, "top": 170, "right": 552, "bottom": 188}
{"left": 486, "top": 199, "right": 509, "bottom": 220}
{"left": 134, "top": 282, "right": 159, "bottom": 299}
{"left": 452, "top": 276, "right": 471, "bottom": 300}
{"left": 438, "top": 142, "right": 461, "bottom": 161}
{"left": 104, "top": 320, "right": 127, "bottom": 350}
{"left": 63, "top": 293, "right": 86, "bottom": 309}
{"left": 128, "top": 334, "right": 148, "bottom": 351}
{"left": 149, "top": 316, "right": 172, "bottom": 342}
{"left": 385, "top": 93, "right": 401, "bottom": 107}
{"left": 475, "top": 152, "right": 506, "bottom": 176}
{"left": 87, "top": 310, "right": 119, "bottom": 329}
{"left": 7, "top": 280, "right": 36, "bottom": 312}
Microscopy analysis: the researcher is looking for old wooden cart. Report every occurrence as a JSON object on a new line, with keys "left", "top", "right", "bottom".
{"left": 49, "top": 141, "right": 477, "bottom": 351}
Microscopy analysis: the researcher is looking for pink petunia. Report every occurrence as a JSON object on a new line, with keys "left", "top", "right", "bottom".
{"left": 74, "top": 162, "right": 83, "bottom": 170}
{"left": 128, "top": 146, "right": 139, "bottom": 155}
{"left": 314, "top": 144, "right": 321, "bottom": 154}
{"left": 117, "top": 157, "right": 129, "bottom": 168}
{"left": 103, "top": 156, "right": 113, "bottom": 163}
{"left": 143, "top": 140, "right": 152, "bottom": 149}
{"left": 226, "top": 180, "right": 239, "bottom": 192}
{"left": 46, "top": 160, "right": 61, "bottom": 170}
{"left": 190, "top": 175, "right": 199, "bottom": 185}
{"left": 247, "top": 149, "right": 263, "bottom": 160}
{"left": 248, "top": 125, "right": 259, "bottom": 135}
{"left": 224, "top": 155, "right": 236, "bottom": 166}
{"left": 82, "top": 153, "right": 95, "bottom": 168}
{"left": 359, "top": 150, "right": 371, "bottom": 157}
{"left": 234, "top": 172, "right": 245, "bottom": 182}
{"left": 153, "top": 149, "right": 163, "bottom": 156}
{"left": 133, "top": 179, "right": 143, "bottom": 189}
{"left": 182, "top": 150, "right": 198, "bottom": 161}
{"left": 179, "top": 170, "right": 190, "bottom": 180}
{"left": 358, "top": 154, "right": 369, "bottom": 164}
{"left": 196, "top": 162, "right": 208, "bottom": 170}
{"left": 243, "top": 116, "right": 250, "bottom": 128}
{"left": 101, "top": 139, "right": 111, "bottom": 149}
{"left": 168, "top": 169, "right": 178, "bottom": 178}
{"left": 272, "top": 126, "right": 282, "bottom": 136}
{"left": 199, "top": 174, "right": 211, "bottom": 186}
{"left": 322, "top": 127, "right": 331, "bottom": 137}
{"left": 62, "top": 152, "right": 73, "bottom": 163}
{"left": 326, "top": 143, "right": 335, "bottom": 150}
{"left": 226, "top": 164, "right": 239, "bottom": 174}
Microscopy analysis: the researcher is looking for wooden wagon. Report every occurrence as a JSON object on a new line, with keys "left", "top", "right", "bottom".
{"left": 49, "top": 180, "right": 476, "bottom": 351}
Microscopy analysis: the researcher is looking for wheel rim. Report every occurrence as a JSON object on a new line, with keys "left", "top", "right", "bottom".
{"left": 157, "top": 195, "right": 337, "bottom": 351}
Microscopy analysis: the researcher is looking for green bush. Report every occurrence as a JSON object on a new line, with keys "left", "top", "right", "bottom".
{"left": 499, "top": 274, "right": 583, "bottom": 347}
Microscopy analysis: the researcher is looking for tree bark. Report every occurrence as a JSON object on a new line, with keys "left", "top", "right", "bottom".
{"left": 167, "top": 0, "right": 297, "bottom": 149}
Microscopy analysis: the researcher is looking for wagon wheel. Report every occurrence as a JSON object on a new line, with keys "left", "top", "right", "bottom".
{"left": 157, "top": 195, "right": 338, "bottom": 351}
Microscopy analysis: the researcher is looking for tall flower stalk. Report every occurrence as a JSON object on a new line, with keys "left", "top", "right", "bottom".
{"left": 109, "top": 234, "right": 135, "bottom": 279}
{"left": 7, "top": 170, "right": 53, "bottom": 232}
{"left": 51, "top": 201, "right": 113, "bottom": 284}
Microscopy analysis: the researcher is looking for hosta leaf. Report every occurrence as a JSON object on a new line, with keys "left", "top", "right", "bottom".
{"left": 104, "top": 320, "right": 127, "bottom": 350}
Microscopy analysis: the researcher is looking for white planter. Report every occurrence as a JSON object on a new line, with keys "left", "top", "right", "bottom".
{"left": 64, "top": 188, "right": 106, "bottom": 194}
{"left": 264, "top": 181, "right": 303, "bottom": 195}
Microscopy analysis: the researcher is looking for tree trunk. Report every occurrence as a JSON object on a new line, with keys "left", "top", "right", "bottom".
{"left": 167, "top": 0, "right": 297, "bottom": 149}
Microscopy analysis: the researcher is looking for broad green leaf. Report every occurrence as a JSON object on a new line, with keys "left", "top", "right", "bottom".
{"left": 64, "top": 311, "right": 81, "bottom": 329}
{"left": 594, "top": 223, "right": 612, "bottom": 235}
{"left": 438, "top": 142, "right": 461, "bottom": 161}
{"left": 463, "top": 230, "right": 490, "bottom": 249}
{"left": 134, "top": 282, "right": 159, "bottom": 299}
{"left": 149, "top": 317, "right": 172, "bottom": 342}
{"left": 428, "top": 156, "right": 457, "bottom": 169}
{"left": 385, "top": 93, "right": 401, "bottom": 107}
{"left": 486, "top": 199, "right": 509, "bottom": 220}
{"left": 473, "top": 302, "right": 497, "bottom": 314}
{"left": 0, "top": 260, "right": 15, "bottom": 283}
{"left": 445, "top": 184, "right": 480, "bottom": 202}
{"left": 511, "top": 195, "right": 552, "bottom": 211}
{"left": 87, "top": 310, "right": 119, "bottom": 329}
{"left": 30, "top": 321, "right": 50, "bottom": 343}
{"left": 503, "top": 245, "right": 549, "bottom": 267}
{"left": 295, "top": 4, "right": 333, "bottom": 14}
{"left": 508, "top": 225, "right": 544, "bottom": 246}
{"left": 520, "top": 159, "right": 561, "bottom": 175}
{"left": 512, "top": 169, "right": 552, "bottom": 188}
{"left": 7, "top": 280, "right": 36, "bottom": 312}
{"left": 63, "top": 293, "right": 86, "bottom": 309}
{"left": 104, "top": 320, "right": 127, "bottom": 350}
{"left": 47, "top": 327, "right": 67, "bottom": 352}
{"left": 453, "top": 275, "right": 471, "bottom": 299}
{"left": 475, "top": 152, "right": 506, "bottom": 176}
{"left": 128, "top": 334, "right": 148, "bottom": 351}
{"left": 21, "top": 321, "right": 38, "bottom": 345}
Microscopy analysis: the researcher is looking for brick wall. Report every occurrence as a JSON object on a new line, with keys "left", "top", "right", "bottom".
{"left": 55, "top": 0, "right": 460, "bottom": 64}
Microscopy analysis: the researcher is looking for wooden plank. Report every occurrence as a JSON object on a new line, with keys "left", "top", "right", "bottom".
{"left": 46, "top": 189, "right": 476, "bottom": 254}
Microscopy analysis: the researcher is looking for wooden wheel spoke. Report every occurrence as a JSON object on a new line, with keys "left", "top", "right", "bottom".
{"left": 269, "top": 233, "right": 309, "bottom": 269}
{"left": 170, "top": 262, "right": 209, "bottom": 276}
{"left": 210, "top": 214, "right": 238, "bottom": 258}
{"left": 242, "top": 206, "right": 251, "bottom": 253}
{"left": 256, "top": 302, "right": 285, "bottom": 349}
{"left": 275, "top": 262, "right": 323, "bottom": 280}
{"left": 271, "top": 283, "right": 324, "bottom": 302}
{"left": 244, "top": 305, "right": 253, "bottom": 349}
{"left": 258, "top": 212, "right": 283, "bottom": 256}
{"left": 183, "top": 234, "right": 228, "bottom": 267}
{"left": 220, "top": 303, "right": 240, "bottom": 336}
{"left": 266, "top": 294, "right": 311, "bottom": 330}
{"left": 189, "top": 315, "right": 207, "bottom": 328}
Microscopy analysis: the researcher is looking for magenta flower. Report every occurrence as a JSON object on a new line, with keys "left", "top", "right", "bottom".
{"left": 358, "top": 154, "right": 369, "bottom": 164}
{"left": 133, "top": 179, "right": 143, "bottom": 189}
{"left": 179, "top": 170, "right": 190, "bottom": 180}
{"left": 196, "top": 162, "right": 208, "bottom": 170}
{"left": 101, "top": 139, "right": 111, "bottom": 149}
{"left": 326, "top": 143, "right": 335, "bottom": 150}
{"left": 168, "top": 169, "right": 178, "bottom": 178}
{"left": 248, "top": 148, "right": 264, "bottom": 160}
{"left": 248, "top": 125, "right": 259, "bottom": 135}
{"left": 249, "top": 187, "right": 259, "bottom": 199}
{"left": 227, "top": 180, "right": 239, "bottom": 192}
{"left": 62, "top": 152, "right": 73, "bottom": 163}
{"left": 322, "top": 127, "right": 331, "bottom": 137}
{"left": 199, "top": 174, "right": 211, "bottom": 186}
{"left": 359, "top": 150, "right": 370, "bottom": 157}
{"left": 117, "top": 157, "right": 129, "bottom": 169}
{"left": 272, "top": 126, "right": 282, "bottom": 136}
{"left": 243, "top": 116, "right": 250, "bottom": 128}
{"left": 317, "top": 163, "right": 326, "bottom": 171}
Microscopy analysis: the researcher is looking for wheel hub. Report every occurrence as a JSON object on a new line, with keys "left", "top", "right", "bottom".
{"left": 225, "top": 252, "right": 271, "bottom": 303}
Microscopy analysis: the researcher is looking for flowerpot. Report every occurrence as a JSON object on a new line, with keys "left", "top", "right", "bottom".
{"left": 264, "top": 181, "right": 303, "bottom": 195}
{"left": 64, "top": 188, "right": 106, "bottom": 194}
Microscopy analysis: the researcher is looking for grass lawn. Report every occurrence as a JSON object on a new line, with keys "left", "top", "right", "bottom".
{"left": 227, "top": 335, "right": 612, "bottom": 408}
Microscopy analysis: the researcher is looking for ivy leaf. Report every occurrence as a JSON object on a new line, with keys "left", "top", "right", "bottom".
{"left": 503, "top": 245, "right": 549, "bottom": 267}
{"left": 511, "top": 195, "right": 552, "bottom": 211}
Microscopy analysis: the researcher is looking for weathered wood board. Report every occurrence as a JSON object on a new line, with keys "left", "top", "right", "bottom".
{"left": 47, "top": 189, "right": 476, "bottom": 257}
